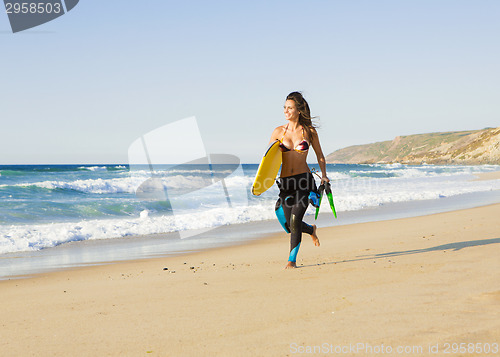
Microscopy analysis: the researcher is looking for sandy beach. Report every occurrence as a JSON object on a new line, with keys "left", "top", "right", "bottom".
{"left": 1, "top": 196, "right": 500, "bottom": 356}
{"left": 473, "top": 170, "right": 500, "bottom": 181}
{"left": 4, "top": 0, "right": 500, "bottom": 355}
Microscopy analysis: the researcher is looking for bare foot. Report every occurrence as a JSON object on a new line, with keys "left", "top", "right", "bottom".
{"left": 311, "top": 225, "right": 320, "bottom": 247}
{"left": 284, "top": 261, "right": 297, "bottom": 269}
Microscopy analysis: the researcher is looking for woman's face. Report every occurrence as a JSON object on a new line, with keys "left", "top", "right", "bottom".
{"left": 283, "top": 100, "right": 299, "bottom": 121}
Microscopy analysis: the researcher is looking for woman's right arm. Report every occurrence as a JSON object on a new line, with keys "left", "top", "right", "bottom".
{"left": 311, "top": 128, "right": 330, "bottom": 184}
{"left": 268, "top": 126, "right": 283, "bottom": 145}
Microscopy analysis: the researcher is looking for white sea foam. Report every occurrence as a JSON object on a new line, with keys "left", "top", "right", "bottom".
{"left": 0, "top": 203, "right": 275, "bottom": 254}
{"left": 8, "top": 177, "right": 144, "bottom": 194}
{"left": 2, "top": 170, "right": 500, "bottom": 255}
{"left": 327, "top": 172, "right": 500, "bottom": 212}
{"left": 0, "top": 173, "right": 252, "bottom": 197}
{"left": 78, "top": 166, "right": 108, "bottom": 171}
{"left": 1, "top": 164, "right": 500, "bottom": 254}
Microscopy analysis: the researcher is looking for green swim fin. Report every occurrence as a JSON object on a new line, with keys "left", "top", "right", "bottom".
{"left": 324, "top": 182, "right": 337, "bottom": 218}
{"left": 314, "top": 183, "right": 325, "bottom": 220}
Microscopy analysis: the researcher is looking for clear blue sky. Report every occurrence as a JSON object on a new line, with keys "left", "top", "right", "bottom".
{"left": 1, "top": 0, "right": 499, "bottom": 164}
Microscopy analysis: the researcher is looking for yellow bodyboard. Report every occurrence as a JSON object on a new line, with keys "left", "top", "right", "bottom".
{"left": 252, "top": 140, "right": 282, "bottom": 196}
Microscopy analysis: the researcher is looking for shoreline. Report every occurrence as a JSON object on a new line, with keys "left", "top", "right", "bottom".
{"left": 1, "top": 201, "right": 500, "bottom": 355}
{"left": 473, "top": 170, "right": 500, "bottom": 181}
{"left": 2, "top": 170, "right": 500, "bottom": 280}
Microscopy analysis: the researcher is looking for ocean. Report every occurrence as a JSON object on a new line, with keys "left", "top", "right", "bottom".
{"left": 1, "top": 163, "right": 500, "bottom": 277}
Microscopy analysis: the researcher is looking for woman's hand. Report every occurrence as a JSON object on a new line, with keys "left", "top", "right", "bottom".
{"left": 321, "top": 176, "right": 330, "bottom": 184}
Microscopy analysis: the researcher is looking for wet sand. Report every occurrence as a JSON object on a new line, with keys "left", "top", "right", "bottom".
{"left": 473, "top": 170, "right": 500, "bottom": 181}
{"left": 1, "top": 201, "right": 500, "bottom": 356}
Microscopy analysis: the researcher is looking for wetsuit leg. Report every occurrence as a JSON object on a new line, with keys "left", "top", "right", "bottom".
{"left": 282, "top": 192, "right": 314, "bottom": 262}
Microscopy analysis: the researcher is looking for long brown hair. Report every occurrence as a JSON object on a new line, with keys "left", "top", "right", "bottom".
{"left": 286, "top": 91, "right": 318, "bottom": 143}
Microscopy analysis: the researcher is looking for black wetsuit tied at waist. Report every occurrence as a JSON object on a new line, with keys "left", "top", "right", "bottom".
{"left": 275, "top": 172, "right": 317, "bottom": 262}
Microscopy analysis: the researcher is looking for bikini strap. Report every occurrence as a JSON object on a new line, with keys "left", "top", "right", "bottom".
{"left": 280, "top": 124, "right": 289, "bottom": 141}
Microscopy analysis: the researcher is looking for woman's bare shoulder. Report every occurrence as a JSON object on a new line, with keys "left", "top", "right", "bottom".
{"left": 269, "top": 124, "right": 286, "bottom": 143}
{"left": 271, "top": 124, "right": 286, "bottom": 135}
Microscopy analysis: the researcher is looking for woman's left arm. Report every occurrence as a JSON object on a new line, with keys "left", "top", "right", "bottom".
{"left": 311, "top": 129, "right": 330, "bottom": 184}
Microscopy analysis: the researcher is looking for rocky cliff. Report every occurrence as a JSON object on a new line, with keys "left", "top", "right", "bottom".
{"left": 326, "top": 127, "right": 500, "bottom": 165}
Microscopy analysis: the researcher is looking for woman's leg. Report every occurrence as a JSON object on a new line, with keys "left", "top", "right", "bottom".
{"left": 282, "top": 193, "right": 314, "bottom": 265}
{"left": 280, "top": 172, "right": 320, "bottom": 268}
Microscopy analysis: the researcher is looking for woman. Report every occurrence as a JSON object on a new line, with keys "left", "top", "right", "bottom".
{"left": 269, "top": 92, "right": 330, "bottom": 269}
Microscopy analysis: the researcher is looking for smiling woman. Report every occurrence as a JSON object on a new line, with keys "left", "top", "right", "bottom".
{"left": 268, "top": 92, "right": 330, "bottom": 269}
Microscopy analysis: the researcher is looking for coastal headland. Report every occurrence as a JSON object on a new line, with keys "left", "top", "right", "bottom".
{"left": 327, "top": 127, "right": 500, "bottom": 165}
